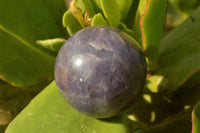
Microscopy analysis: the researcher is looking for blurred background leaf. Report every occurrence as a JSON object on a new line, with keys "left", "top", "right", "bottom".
{"left": 0, "top": 29, "right": 54, "bottom": 87}
{"left": 142, "top": 111, "right": 192, "bottom": 133}
{"left": 166, "top": 0, "right": 200, "bottom": 31}
{"left": 0, "top": 0, "right": 68, "bottom": 55}
{"left": 0, "top": 0, "right": 69, "bottom": 132}
{"left": 156, "top": 6, "right": 200, "bottom": 91}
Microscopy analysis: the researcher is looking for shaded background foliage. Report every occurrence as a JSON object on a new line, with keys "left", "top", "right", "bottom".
{"left": 0, "top": 0, "right": 200, "bottom": 133}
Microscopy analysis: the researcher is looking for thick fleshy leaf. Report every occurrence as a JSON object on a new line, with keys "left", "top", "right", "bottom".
{"left": 100, "top": 0, "right": 121, "bottom": 27}
{"left": 115, "top": 0, "right": 134, "bottom": 22}
{"left": 132, "top": 0, "right": 149, "bottom": 47}
{"left": 0, "top": 0, "right": 67, "bottom": 86}
{"left": 119, "top": 23, "right": 134, "bottom": 38}
{"left": 0, "top": 29, "right": 54, "bottom": 87}
{"left": 124, "top": 0, "right": 139, "bottom": 29}
{"left": 63, "top": 10, "right": 83, "bottom": 36}
{"left": 6, "top": 81, "right": 127, "bottom": 133}
{"left": 80, "top": 0, "right": 100, "bottom": 17}
{"left": 91, "top": 13, "right": 108, "bottom": 26}
{"left": 192, "top": 101, "right": 200, "bottom": 133}
{"left": 156, "top": 7, "right": 200, "bottom": 91}
{"left": 0, "top": 0, "right": 67, "bottom": 54}
{"left": 36, "top": 38, "right": 66, "bottom": 53}
{"left": 0, "top": 79, "right": 51, "bottom": 132}
{"left": 140, "top": 0, "right": 167, "bottom": 63}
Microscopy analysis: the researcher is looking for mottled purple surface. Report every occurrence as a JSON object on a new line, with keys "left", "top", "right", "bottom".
{"left": 54, "top": 26, "right": 147, "bottom": 118}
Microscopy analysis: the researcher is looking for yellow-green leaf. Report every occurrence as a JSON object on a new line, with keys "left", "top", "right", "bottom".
{"left": 0, "top": 29, "right": 54, "bottom": 87}
{"left": 6, "top": 81, "right": 127, "bottom": 133}
{"left": 0, "top": 0, "right": 67, "bottom": 55}
{"left": 91, "top": 13, "right": 108, "bottom": 26}
{"left": 36, "top": 38, "right": 66, "bottom": 52}
{"left": 100, "top": 0, "right": 121, "bottom": 27}
{"left": 63, "top": 10, "right": 83, "bottom": 36}
{"left": 140, "top": 0, "right": 167, "bottom": 63}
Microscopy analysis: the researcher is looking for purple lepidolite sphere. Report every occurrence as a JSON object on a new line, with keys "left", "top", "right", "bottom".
{"left": 54, "top": 26, "right": 147, "bottom": 118}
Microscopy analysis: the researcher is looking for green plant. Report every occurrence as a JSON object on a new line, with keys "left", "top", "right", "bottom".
{"left": 0, "top": 0, "right": 200, "bottom": 132}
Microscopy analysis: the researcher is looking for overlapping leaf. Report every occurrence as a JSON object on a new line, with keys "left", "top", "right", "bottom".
{"left": 100, "top": 0, "right": 121, "bottom": 28}
{"left": 0, "top": 0, "right": 67, "bottom": 86}
{"left": 140, "top": 0, "right": 167, "bottom": 64}
{"left": 91, "top": 13, "right": 108, "bottom": 26}
{"left": 0, "top": 79, "right": 50, "bottom": 129}
{"left": 36, "top": 38, "right": 66, "bottom": 53}
{"left": 6, "top": 81, "right": 127, "bottom": 133}
{"left": 0, "top": 29, "right": 55, "bottom": 87}
{"left": 156, "top": 7, "right": 200, "bottom": 91}
{"left": 80, "top": 0, "right": 100, "bottom": 17}
{"left": 124, "top": 0, "right": 139, "bottom": 29}
{"left": 0, "top": 0, "right": 67, "bottom": 52}
{"left": 115, "top": 0, "right": 134, "bottom": 22}
{"left": 63, "top": 10, "right": 82, "bottom": 36}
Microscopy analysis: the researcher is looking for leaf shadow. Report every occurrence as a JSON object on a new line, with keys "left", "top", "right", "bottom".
{"left": 123, "top": 74, "right": 200, "bottom": 131}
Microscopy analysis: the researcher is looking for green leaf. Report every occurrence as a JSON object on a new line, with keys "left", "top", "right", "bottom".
{"left": 91, "top": 13, "right": 108, "bottom": 26}
{"left": 36, "top": 38, "right": 66, "bottom": 53}
{"left": 80, "top": 0, "right": 100, "bottom": 17}
{"left": 132, "top": 11, "right": 143, "bottom": 47}
{"left": 0, "top": 79, "right": 51, "bottom": 125}
{"left": 192, "top": 101, "right": 200, "bottom": 133}
{"left": 0, "top": 79, "right": 51, "bottom": 133}
{"left": 132, "top": 0, "right": 150, "bottom": 47}
{"left": 100, "top": 0, "right": 121, "bottom": 27}
{"left": 171, "top": 0, "right": 200, "bottom": 15}
{"left": 140, "top": 0, "right": 167, "bottom": 63}
{"left": 63, "top": 10, "right": 83, "bottom": 36}
{"left": 115, "top": 0, "right": 134, "bottom": 22}
{"left": 75, "top": 0, "right": 86, "bottom": 14}
{"left": 124, "top": 0, "right": 139, "bottom": 29}
{"left": 0, "top": 0, "right": 67, "bottom": 55}
{"left": 119, "top": 22, "right": 134, "bottom": 38}
{"left": 156, "top": 7, "right": 200, "bottom": 91}
{"left": 6, "top": 81, "right": 127, "bottom": 133}
{"left": 166, "top": 0, "right": 200, "bottom": 32}
{"left": 145, "top": 75, "right": 165, "bottom": 93}
{"left": 0, "top": 29, "right": 54, "bottom": 87}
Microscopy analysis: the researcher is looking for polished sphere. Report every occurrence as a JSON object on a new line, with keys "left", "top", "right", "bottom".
{"left": 54, "top": 26, "right": 147, "bottom": 118}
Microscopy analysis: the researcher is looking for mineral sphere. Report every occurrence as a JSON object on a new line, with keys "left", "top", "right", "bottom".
{"left": 54, "top": 26, "right": 147, "bottom": 118}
